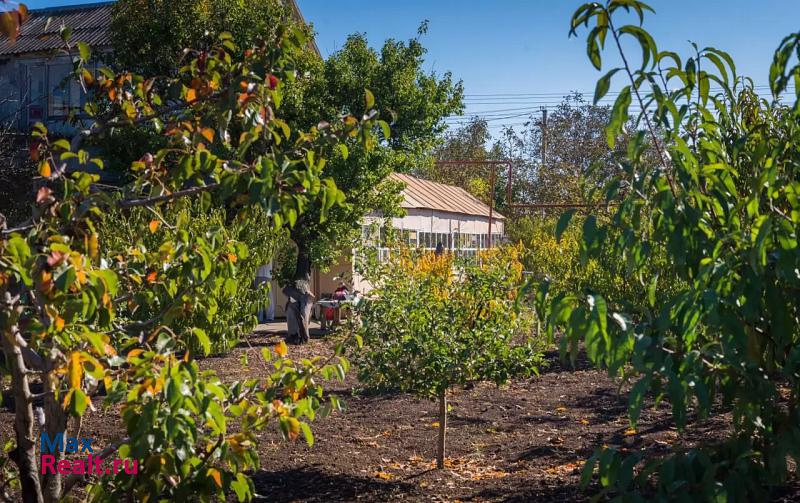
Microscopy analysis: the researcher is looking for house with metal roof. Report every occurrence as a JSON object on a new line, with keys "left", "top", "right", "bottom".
{"left": 0, "top": 0, "right": 313, "bottom": 132}
{"left": 0, "top": 2, "right": 113, "bottom": 133}
{"left": 268, "top": 172, "right": 506, "bottom": 317}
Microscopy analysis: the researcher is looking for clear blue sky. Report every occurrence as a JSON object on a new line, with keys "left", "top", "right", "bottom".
{"left": 22, "top": 0, "right": 800, "bottom": 136}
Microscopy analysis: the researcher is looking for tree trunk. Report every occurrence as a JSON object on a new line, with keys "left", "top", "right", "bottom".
{"left": 285, "top": 234, "right": 314, "bottom": 343}
{"left": 436, "top": 388, "right": 447, "bottom": 469}
{"left": 41, "top": 366, "right": 67, "bottom": 503}
{"left": 1, "top": 328, "right": 44, "bottom": 503}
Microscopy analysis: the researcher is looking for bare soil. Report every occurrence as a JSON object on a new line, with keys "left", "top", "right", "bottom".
{"left": 2, "top": 323, "right": 799, "bottom": 502}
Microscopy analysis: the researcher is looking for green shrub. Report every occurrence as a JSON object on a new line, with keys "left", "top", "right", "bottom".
{"left": 100, "top": 202, "right": 280, "bottom": 354}
{"left": 356, "top": 245, "right": 543, "bottom": 468}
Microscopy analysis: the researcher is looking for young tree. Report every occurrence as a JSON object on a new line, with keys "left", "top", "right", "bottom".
{"left": 541, "top": 1, "right": 800, "bottom": 499}
{"left": 0, "top": 22, "right": 382, "bottom": 503}
{"left": 356, "top": 246, "right": 542, "bottom": 468}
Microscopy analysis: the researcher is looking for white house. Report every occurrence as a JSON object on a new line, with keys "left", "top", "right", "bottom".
{"left": 271, "top": 172, "right": 505, "bottom": 316}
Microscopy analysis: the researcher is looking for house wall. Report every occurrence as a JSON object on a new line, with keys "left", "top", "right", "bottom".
{"left": 0, "top": 53, "right": 102, "bottom": 134}
{"left": 386, "top": 208, "right": 504, "bottom": 236}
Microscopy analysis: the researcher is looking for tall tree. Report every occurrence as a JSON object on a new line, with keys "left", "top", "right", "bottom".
{"left": 109, "top": 3, "right": 463, "bottom": 340}
{"left": 279, "top": 31, "right": 463, "bottom": 340}
{"left": 492, "top": 93, "right": 627, "bottom": 205}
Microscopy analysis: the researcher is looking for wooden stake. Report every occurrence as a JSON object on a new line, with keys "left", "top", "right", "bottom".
{"left": 436, "top": 388, "right": 447, "bottom": 469}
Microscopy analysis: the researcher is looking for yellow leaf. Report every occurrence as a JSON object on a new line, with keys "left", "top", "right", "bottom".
{"left": 374, "top": 471, "right": 393, "bottom": 480}
{"left": 286, "top": 417, "right": 300, "bottom": 441}
{"left": 624, "top": 428, "right": 637, "bottom": 436}
{"left": 148, "top": 220, "right": 160, "bottom": 233}
{"left": 431, "top": 422, "right": 440, "bottom": 427}
{"left": 55, "top": 316, "right": 65, "bottom": 332}
{"left": 555, "top": 406, "right": 567, "bottom": 413}
{"left": 68, "top": 352, "right": 82, "bottom": 389}
{"left": 207, "top": 468, "right": 222, "bottom": 488}
{"left": 39, "top": 160, "right": 51, "bottom": 178}
{"left": 274, "top": 341, "right": 287, "bottom": 357}
{"left": 579, "top": 419, "right": 589, "bottom": 425}
{"left": 62, "top": 388, "right": 74, "bottom": 408}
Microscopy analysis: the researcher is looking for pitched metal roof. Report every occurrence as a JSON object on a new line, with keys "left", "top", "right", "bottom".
{"left": 0, "top": 2, "right": 113, "bottom": 56}
{"left": 390, "top": 173, "right": 505, "bottom": 220}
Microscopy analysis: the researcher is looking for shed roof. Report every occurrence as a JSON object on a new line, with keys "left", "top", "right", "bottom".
{"left": 390, "top": 173, "right": 504, "bottom": 220}
{"left": 0, "top": 2, "right": 113, "bottom": 56}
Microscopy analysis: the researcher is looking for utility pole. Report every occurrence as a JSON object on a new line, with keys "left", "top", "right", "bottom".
{"left": 540, "top": 107, "right": 548, "bottom": 168}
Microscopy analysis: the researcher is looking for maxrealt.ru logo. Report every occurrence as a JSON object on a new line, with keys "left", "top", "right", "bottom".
{"left": 40, "top": 433, "right": 137, "bottom": 475}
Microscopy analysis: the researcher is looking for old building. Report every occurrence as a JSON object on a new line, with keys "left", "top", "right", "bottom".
{"left": 0, "top": 2, "right": 112, "bottom": 133}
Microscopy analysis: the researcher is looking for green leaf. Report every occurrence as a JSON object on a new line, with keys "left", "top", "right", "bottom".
{"left": 377, "top": 120, "right": 391, "bottom": 140}
{"left": 594, "top": 68, "right": 620, "bottom": 104}
{"left": 555, "top": 209, "right": 576, "bottom": 242}
{"left": 77, "top": 41, "right": 91, "bottom": 61}
{"left": 618, "top": 25, "right": 657, "bottom": 69}
{"left": 364, "top": 88, "right": 375, "bottom": 110}
{"left": 300, "top": 422, "right": 314, "bottom": 447}
{"left": 193, "top": 327, "right": 211, "bottom": 356}
{"left": 586, "top": 26, "right": 603, "bottom": 70}
{"left": 628, "top": 375, "right": 651, "bottom": 428}
{"left": 231, "top": 473, "right": 250, "bottom": 502}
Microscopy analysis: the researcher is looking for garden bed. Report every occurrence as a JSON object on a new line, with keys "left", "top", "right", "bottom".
{"left": 2, "top": 326, "right": 798, "bottom": 502}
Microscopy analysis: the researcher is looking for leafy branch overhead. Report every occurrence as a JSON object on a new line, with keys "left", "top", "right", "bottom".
{"left": 0, "top": 22, "right": 384, "bottom": 502}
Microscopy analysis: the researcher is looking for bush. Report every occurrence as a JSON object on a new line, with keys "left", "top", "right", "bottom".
{"left": 100, "top": 202, "right": 281, "bottom": 354}
{"left": 538, "top": 1, "right": 800, "bottom": 499}
{"left": 356, "top": 245, "right": 543, "bottom": 468}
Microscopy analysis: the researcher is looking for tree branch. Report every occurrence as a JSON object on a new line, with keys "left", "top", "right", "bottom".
{"left": 61, "top": 437, "right": 130, "bottom": 496}
{"left": 117, "top": 183, "right": 220, "bottom": 209}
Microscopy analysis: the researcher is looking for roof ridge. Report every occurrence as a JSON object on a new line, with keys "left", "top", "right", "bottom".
{"left": 28, "top": 1, "right": 115, "bottom": 14}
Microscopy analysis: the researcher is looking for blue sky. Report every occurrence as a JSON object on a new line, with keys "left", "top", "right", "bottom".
{"left": 22, "top": 0, "right": 800, "bottom": 136}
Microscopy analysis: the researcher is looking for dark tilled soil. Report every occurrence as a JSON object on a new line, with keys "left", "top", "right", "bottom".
{"left": 3, "top": 325, "right": 799, "bottom": 502}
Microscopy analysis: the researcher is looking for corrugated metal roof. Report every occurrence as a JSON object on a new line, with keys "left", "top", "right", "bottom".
{"left": 390, "top": 173, "right": 505, "bottom": 220}
{"left": 0, "top": 2, "right": 113, "bottom": 56}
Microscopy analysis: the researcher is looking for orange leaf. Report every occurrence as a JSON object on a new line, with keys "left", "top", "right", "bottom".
{"left": 624, "top": 428, "right": 637, "bottom": 436}
{"left": 227, "top": 253, "right": 237, "bottom": 263}
{"left": 274, "top": 341, "right": 287, "bottom": 357}
{"left": 127, "top": 349, "right": 144, "bottom": 361}
{"left": 81, "top": 68, "right": 94, "bottom": 87}
{"left": 207, "top": 468, "right": 222, "bottom": 488}
{"left": 148, "top": 220, "right": 160, "bottom": 233}
{"left": 39, "top": 160, "right": 51, "bottom": 178}
{"left": 200, "top": 127, "right": 214, "bottom": 143}
{"left": 55, "top": 316, "right": 65, "bottom": 332}
{"left": 186, "top": 88, "right": 196, "bottom": 102}
{"left": 146, "top": 271, "right": 157, "bottom": 283}
{"left": 88, "top": 232, "right": 99, "bottom": 259}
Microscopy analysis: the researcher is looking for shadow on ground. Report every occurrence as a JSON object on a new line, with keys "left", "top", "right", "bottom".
{"left": 252, "top": 465, "right": 414, "bottom": 502}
